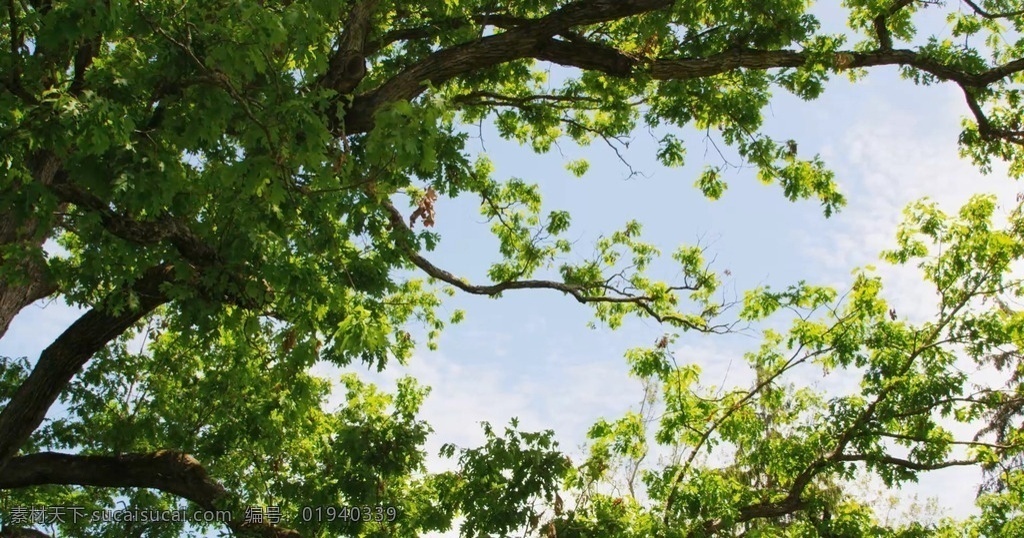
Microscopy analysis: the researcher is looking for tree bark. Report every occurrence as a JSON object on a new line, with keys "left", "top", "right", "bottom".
{"left": 0, "top": 451, "right": 301, "bottom": 538}
{"left": 0, "top": 265, "right": 172, "bottom": 470}
{"left": 0, "top": 451, "right": 226, "bottom": 507}
{"left": 0, "top": 152, "right": 64, "bottom": 341}
{"left": 0, "top": 528, "right": 53, "bottom": 538}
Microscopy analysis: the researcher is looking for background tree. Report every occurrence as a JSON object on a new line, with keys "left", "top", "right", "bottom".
{"left": 562, "top": 195, "right": 1024, "bottom": 537}
{"left": 1, "top": 0, "right": 1024, "bottom": 536}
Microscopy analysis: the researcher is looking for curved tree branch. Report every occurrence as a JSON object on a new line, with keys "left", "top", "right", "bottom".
{"left": 48, "top": 181, "right": 221, "bottom": 268}
{"left": 749, "top": 277, "right": 986, "bottom": 529}
{"left": 873, "top": 0, "right": 918, "bottom": 51}
{"left": 960, "top": 0, "right": 1024, "bottom": 19}
{"left": 46, "top": 179, "right": 278, "bottom": 312}
{"left": 679, "top": 273, "right": 988, "bottom": 533}
{"left": 345, "top": 41, "right": 1024, "bottom": 134}
{"left": 342, "top": 0, "right": 1024, "bottom": 143}
{"left": 0, "top": 450, "right": 300, "bottom": 538}
{"left": 663, "top": 342, "right": 827, "bottom": 524}
{"left": 961, "top": 84, "right": 1024, "bottom": 143}
{"left": 0, "top": 264, "right": 173, "bottom": 470}
{"left": 0, "top": 451, "right": 225, "bottom": 506}
{"left": 0, "top": 152, "right": 65, "bottom": 340}
{"left": 381, "top": 200, "right": 730, "bottom": 331}
{"left": 342, "top": 0, "right": 674, "bottom": 133}
{"left": 692, "top": 454, "right": 977, "bottom": 536}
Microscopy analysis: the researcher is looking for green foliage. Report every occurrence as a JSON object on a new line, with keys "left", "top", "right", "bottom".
{"left": 438, "top": 420, "right": 569, "bottom": 537}
{"left": 2, "top": 0, "right": 1024, "bottom": 537}
{"left": 529, "top": 194, "right": 1024, "bottom": 537}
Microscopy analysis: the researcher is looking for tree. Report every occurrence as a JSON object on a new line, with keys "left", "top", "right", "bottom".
{"left": 1, "top": 0, "right": 1023, "bottom": 536}
{"left": 570, "top": 195, "right": 1024, "bottom": 537}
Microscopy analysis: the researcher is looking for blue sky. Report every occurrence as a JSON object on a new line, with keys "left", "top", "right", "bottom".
{"left": 345, "top": 67, "right": 1021, "bottom": 533}
{"left": 2, "top": 6, "right": 1023, "bottom": 537}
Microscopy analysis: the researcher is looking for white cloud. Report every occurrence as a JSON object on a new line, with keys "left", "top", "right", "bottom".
{"left": 317, "top": 348, "right": 644, "bottom": 538}
{"left": 809, "top": 86, "right": 1018, "bottom": 277}
{"left": 319, "top": 341, "right": 642, "bottom": 466}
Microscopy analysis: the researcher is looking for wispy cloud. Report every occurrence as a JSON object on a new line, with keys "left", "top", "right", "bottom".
{"left": 798, "top": 86, "right": 1020, "bottom": 518}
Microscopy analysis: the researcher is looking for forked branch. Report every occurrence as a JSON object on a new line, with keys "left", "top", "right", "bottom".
{"left": 382, "top": 200, "right": 730, "bottom": 332}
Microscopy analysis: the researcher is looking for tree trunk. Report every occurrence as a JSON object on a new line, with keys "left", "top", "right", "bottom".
{"left": 0, "top": 152, "right": 63, "bottom": 341}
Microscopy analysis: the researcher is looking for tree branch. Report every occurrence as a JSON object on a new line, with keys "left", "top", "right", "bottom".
{"left": 960, "top": 0, "right": 1024, "bottom": 19}
{"left": 873, "top": 0, "right": 917, "bottom": 51}
{"left": 0, "top": 528, "right": 53, "bottom": 538}
{"left": 345, "top": 19, "right": 1024, "bottom": 141}
{"left": 694, "top": 454, "right": 974, "bottom": 536}
{"left": 321, "top": 0, "right": 381, "bottom": 95}
{"left": 342, "top": 0, "right": 673, "bottom": 133}
{"left": 693, "top": 497, "right": 807, "bottom": 537}
{"left": 871, "top": 430, "right": 1011, "bottom": 450}
{"left": 0, "top": 451, "right": 300, "bottom": 538}
{"left": 47, "top": 179, "right": 276, "bottom": 312}
{"left": 0, "top": 264, "right": 173, "bottom": 470}
{"left": 0, "top": 450, "right": 225, "bottom": 506}
{"left": 48, "top": 181, "right": 221, "bottom": 267}
{"left": 69, "top": 38, "right": 100, "bottom": 97}
{"left": 452, "top": 90, "right": 605, "bottom": 108}
{"left": 534, "top": 35, "right": 639, "bottom": 76}
{"left": 0, "top": 152, "right": 64, "bottom": 340}
{"left": 873, "top": 17, "right": 894, "bottom": 50}
{"left": 835, "top": 453, "right": 978, "bottom": 471}
{"left": 961, "top": 84, "right": 1024, "bottom": 143}
{"left": 381, "top": 200, "right": 727, "bottom": 331}
{"left": 366, "top": 13, "right": 531, "bottom": 54}
{"left": 769, "top": 278, "right": 984, "bottom": 523}
{"left": 665, "top": 343, "right": 828, "bottom": 525}
{"left": 692, "top": 279, "right": 984, "bottom": 533}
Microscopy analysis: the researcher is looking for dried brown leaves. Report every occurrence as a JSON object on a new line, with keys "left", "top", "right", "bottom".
{"left": 409, "top": 187, "right": 438, "bottom": 228}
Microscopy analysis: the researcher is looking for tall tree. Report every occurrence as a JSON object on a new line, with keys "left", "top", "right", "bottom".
{"left": 1, "top": 0, "right": 1023, "bottom": 536}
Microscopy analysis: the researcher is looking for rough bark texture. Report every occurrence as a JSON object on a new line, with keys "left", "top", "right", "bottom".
{"left": 0, "top": 451, "right": 225, "bottom": 506}
{"left": 0, "top": 152, "right": 63, "bottom": 340}
{"left": 0, "top": 265, "right": 172, "bottom": 470}
{"left": 0, "top": 451, "right": 300, "bottom": 538}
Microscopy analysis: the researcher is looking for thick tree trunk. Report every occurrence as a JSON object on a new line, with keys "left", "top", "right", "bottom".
{"left": 0, "top": 152, "right": 63, "bottom": 341}
{"left": 0, "top": 249, "right": 55, "bottom": 341}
